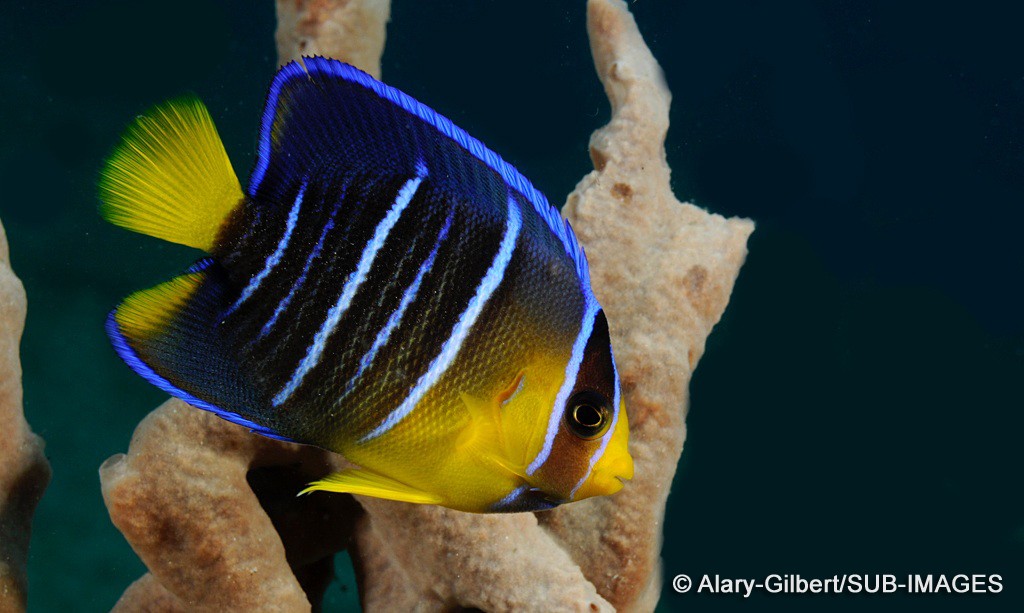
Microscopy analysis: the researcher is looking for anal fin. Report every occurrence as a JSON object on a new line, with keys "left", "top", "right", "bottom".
{"left": 300, "top": 469, "right": 442, "bottom": 505}
{"left": 107, "top": 261, "right": 291, "bottom": 442}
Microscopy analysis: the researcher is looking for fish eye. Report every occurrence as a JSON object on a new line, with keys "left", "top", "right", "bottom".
{"left": 565, "top": 390, "right": 611, "bottom": 440}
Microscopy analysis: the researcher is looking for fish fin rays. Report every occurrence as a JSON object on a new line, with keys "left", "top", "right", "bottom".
{"left": 99, "top": 96, "right": 243, "bottom": 252}
{"left": 457, "top": 390, "right": 525, "bottom": 478}
{"left": 111, "top": 269, "right": 205, "bottom": 343}
{"left": 107, "top": 261, "right": 293, "bottom": 442}
{"left": 300, "top": 469, "right": 442, "bottom": 505}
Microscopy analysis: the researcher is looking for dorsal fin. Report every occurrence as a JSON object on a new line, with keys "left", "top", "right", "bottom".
{"left": 249, "top": 56, "right": 591, "bottom": 287}
{"left": 99, "top": 96, "right": 243, "bottom": 252}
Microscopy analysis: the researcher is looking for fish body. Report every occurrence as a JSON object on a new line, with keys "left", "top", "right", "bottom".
{"left": 100, "top": 57, "right": 632, "bottom": 512}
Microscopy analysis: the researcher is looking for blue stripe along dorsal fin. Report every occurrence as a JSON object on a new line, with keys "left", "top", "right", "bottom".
{"left": 249, "top": 56, "right": 592, "bottom": 288}
{"left": 106, "top": 264, "right": 295, "bottom": 443}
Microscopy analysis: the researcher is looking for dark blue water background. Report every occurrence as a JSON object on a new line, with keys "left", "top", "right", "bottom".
{"left": 0, "top": 1, "right": 1021, "bottom": 611}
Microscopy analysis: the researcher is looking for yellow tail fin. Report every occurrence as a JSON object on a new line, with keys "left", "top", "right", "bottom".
{"left": 99, "top": 96, "right": 242, "bottom": 252}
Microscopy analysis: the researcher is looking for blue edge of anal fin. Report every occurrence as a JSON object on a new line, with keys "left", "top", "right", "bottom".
{"left": 105, "top": 310, "right": 295, "bottom": 442}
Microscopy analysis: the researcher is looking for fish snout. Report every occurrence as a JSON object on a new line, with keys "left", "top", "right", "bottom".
{"left": 573, "top": 401, "right": 633, "bottom": 500}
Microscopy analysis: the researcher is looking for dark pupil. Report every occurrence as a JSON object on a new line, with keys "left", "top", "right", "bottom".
{"left": 566, "top": 391, "right": 610, "bottom": 439}
{"left": 574, "top": 404, "right": 603, "bottom": 428}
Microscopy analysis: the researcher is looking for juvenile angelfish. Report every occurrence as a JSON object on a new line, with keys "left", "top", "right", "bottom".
{"left": 100, "top": 57, "right": 632, "bottom": 513}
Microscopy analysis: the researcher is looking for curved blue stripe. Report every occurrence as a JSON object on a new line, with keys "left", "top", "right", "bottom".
{"left": 249, "top": 61, "right": 307, "bottom": 197}
{"left": 360, "top": 195, "right": 523, "bottom": 442}
{"left": 273, "top": 167, "right": 427, "bottom": 407}
{"left": 228, "top": 180, "right": 306, "bottom": 315}
{"left": 570, "top": 349, "right": 622, "bottom": 499}
{"left": 260, "top": 207, "right": 338, "bottom": 339}
{"left": 526, "top": 299, "right": 601, "bottom": 476}
{"left": 251, "top": 57, "right": 592, "bottom": 289}
{"left": 490, "top": 485, "right": 528, "bottom": 512}
{"left": 340, "top": 204, "right": 456, "bottom": 400}
{"left": 104, "top": 310, "right": 292, "bottom": 442}
{"left": 186, "top": 257, "right": 216, "bottom": 274}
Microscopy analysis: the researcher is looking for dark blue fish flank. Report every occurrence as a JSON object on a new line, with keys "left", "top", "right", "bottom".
{"left": 99, "top": 57, "right": 633, "bottom": 512}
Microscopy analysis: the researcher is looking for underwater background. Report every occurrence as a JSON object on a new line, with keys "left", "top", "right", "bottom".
{"left": 1, "top": 1, "right": 1022, "bottom": 611}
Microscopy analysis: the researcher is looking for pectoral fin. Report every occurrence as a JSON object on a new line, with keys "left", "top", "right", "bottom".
{"left": 300, "top": 469, "right": 442, "bottom": 505}
{"left": 457, "top": 384, "right": 527, "bottom": 479}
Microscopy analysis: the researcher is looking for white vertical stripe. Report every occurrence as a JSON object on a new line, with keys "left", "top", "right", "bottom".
{"left": 360, "top": 195, "right": 522, "bottom": 442}
{"left": 258, "top": 209, "right": 337, "bottom": 339}
{"left": 273, "top": 166, "right": 427, "bottom": 406}
{"left": 525, "top": 298, "right": 600, "bottom": 476}
{"left": 228, "top": 181, "right": 306, "bottom": 314}
{"left": 340, "top": 205, "right": 455, "bottom": 399}
{"left": 570, "top": 352, "right": 621, "bottom": 499}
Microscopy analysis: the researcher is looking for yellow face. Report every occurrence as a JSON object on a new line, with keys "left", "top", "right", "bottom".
{"left": 318, "top": 306, "right": 631, "bottom": 514}
{"left": 489, "top": 308, "right": 634, "bottom": 512}
{"left": 567, "top": 396, "right": 633, "bottom": 502}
